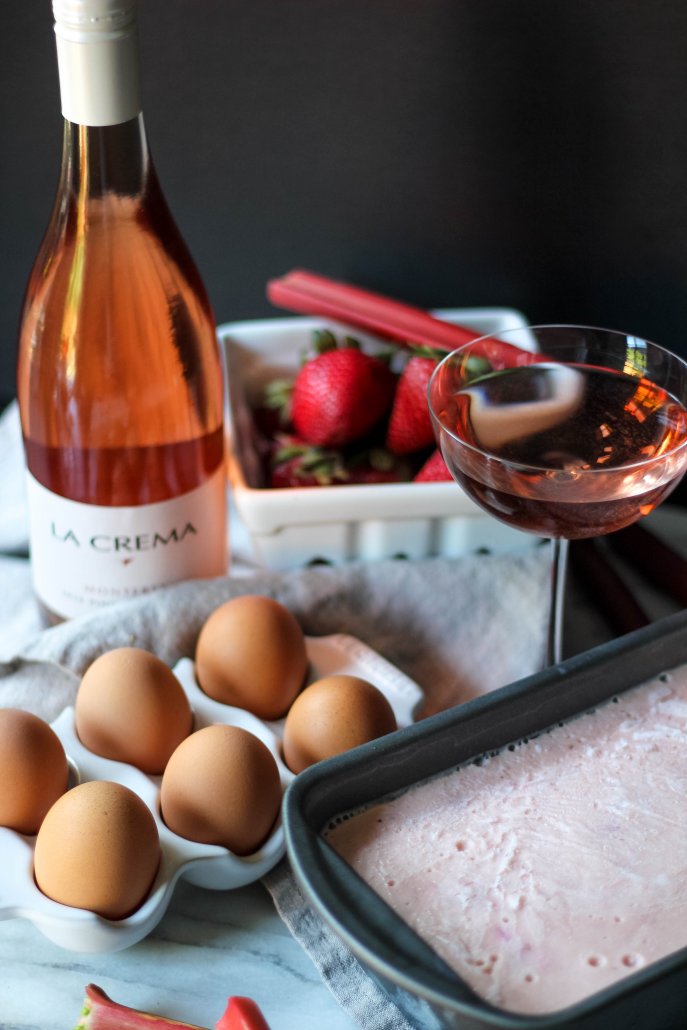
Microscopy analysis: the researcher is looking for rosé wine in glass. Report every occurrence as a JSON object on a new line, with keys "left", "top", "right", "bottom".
{"left": 428, "top": 325, "right": 687, "bottom": 664}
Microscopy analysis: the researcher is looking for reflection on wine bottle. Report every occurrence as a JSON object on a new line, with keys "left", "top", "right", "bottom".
{"left": 17, "top": 0, "right": 228, "bottom": 620}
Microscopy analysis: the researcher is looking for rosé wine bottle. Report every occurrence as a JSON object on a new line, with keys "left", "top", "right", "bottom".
{"left": 17, "top": 0, "right": 228, "bottom": 621}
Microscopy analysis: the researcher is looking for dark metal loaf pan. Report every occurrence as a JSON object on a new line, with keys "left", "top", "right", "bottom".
{"left": 283, "top": 609, "right": 687, "bottom": 1030}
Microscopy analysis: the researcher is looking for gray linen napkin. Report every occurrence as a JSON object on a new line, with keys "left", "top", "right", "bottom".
{"left": 0, "top": 551, "right": 549, "bottom": 721}
{"left": 0, "top": 548, "right": 549, "bottom": 1029}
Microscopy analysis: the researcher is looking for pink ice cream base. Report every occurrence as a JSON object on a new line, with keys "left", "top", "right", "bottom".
{"left": 325, "top": 669, "right": 687, "bottom": 1016}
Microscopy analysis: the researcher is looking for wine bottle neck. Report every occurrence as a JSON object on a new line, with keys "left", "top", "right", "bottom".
{"left": 60, "top": 114, "right": 152, "bottom": 197}
{"left": 53, "top": 0, "right": 150, "bottom": 197}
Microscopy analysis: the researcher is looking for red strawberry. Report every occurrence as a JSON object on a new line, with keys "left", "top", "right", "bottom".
{"left": 270, "top": 457, "right": 332, "bottom": 488}
{"left": 347, "top": 465, "right": 408, "bottom": 484}
{"left": 386, "top": 352, "right": 440, "bottom": 455}
{"left": 268, "top": 436, "right": 348, "bottom": 488}
{"left": 346, "top": 446, "right": 413, "bottom": 484}
{"left": 291, "top": 337, "right": 395, "bottom": 447}
{"left": 252, "top": 377, "right": 294, "bottom": 437}
{"left": 267, "top": 436, "right": 411, "bottom": 488}
{"left": 414, "top": 448, "right": 453, "bottom": 482}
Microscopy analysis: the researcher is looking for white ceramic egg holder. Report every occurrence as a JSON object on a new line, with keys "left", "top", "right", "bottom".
{"left": 0, "top": 634, "right": 422, "bottom": 953}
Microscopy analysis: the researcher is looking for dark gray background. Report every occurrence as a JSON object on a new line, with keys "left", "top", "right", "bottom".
{"left": 3, "top": 0, "right": 687, "bottom": 410}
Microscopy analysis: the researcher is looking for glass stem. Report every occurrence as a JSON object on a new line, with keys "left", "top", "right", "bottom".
{"left": 547, "top": 537, "right": 569, "bottom": 666}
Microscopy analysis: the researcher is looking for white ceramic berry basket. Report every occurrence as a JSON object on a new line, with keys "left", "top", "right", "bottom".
{"left": 220, "top": 308, "right": 537, "bottom": 572}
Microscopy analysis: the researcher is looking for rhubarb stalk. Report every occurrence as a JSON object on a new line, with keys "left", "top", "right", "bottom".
{"left": 267, "top": 268, "right": 536, "bottom": 368}
{"left": 73, "top": 985, "right": 207, "bottom": 1029}
{"left": 73, "top": 984, "right": 271, "bottom": 1030}
{"left": 215, "top": 996, "right": 271, "bottom": 1030}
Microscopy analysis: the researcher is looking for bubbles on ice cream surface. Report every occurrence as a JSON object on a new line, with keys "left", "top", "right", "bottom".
{"left": 325, "top": 671, "right": 687, "bottom": 1015}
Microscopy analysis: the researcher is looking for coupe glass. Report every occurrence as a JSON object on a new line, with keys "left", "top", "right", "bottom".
{"left": 428, "top": 325, "right": 687, "bottom": 665}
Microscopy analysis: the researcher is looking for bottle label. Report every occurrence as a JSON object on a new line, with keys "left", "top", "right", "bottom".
{"left": 26, "top": 468, "right": 228, "bottom": 619}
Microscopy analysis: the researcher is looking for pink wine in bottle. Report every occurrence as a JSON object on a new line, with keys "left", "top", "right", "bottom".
{"left": 17, "top": 0, "right": 228, "bottom": 620}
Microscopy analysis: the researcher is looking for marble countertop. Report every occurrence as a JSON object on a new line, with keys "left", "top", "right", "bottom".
{"left": 0, "top": 874, "right": 356, "bottom": 1029}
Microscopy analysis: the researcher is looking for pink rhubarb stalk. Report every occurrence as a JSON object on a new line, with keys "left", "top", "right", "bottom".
{"left": 73, "top": 984, "right": 271, "bottom": 1030}
{"left": 267, "top": 268, "right": 538, "bottom": 369}
{"left": 214, "top": 996, "right": 271, "bottom": 1030}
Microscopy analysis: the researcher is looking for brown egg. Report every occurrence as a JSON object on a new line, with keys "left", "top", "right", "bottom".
{"left": 34, "top": 780, "right": 160, "bottom": 919}
{"left": 195, "top": 595, "right": 308, "bottom": 719}
{"left": 0, "top": 708, "right": 69, "bottom": 835}
{"left": 282, "top": 674, "right": 398, "bottom": 774}
{"left": 75, "top": 647, "right": 193, "bottom": 774}
{"left": 160, "top": 724, "right": 282, "bottom": 856}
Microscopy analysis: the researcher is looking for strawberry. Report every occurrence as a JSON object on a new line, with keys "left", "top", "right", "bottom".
{"left": 268, "top": 436, "right": 349, "bottom": 488}
{"left": 385, "top": 349, "right": 442, "bottom": 455}
{"left": 267, "top": 435, "right": 411, "bottom": 488}
{"left": 251, "top": 377, "right": 293, "bottom": 438}
{"left": 347, "top": 465, "right": 407, "bottom": 484}
{"left": 414, "top": 448, "right": 453, "bottom": 482}
{"left": 291, "top": 335, "right": 395, "bottom": 447}
{"left": 346, "top": 446, "right": 413, "bottom": 484}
